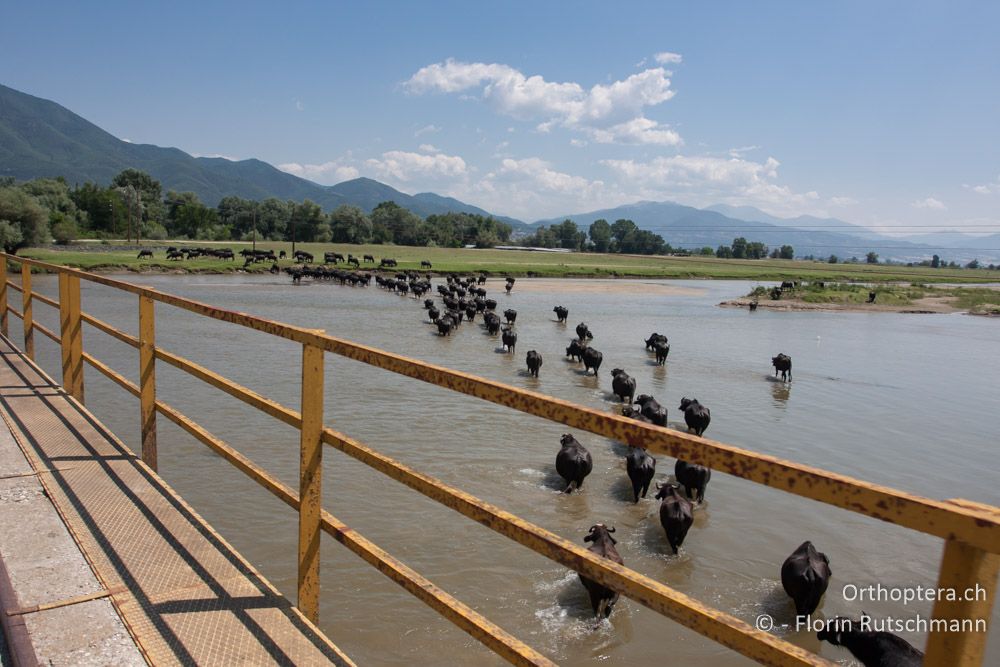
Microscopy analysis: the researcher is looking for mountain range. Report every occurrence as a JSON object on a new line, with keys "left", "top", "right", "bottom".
{"left": 2, "top": 82, "right": 997, "bottom": 262}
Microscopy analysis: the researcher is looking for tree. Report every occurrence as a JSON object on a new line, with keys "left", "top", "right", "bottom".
{"left": 731, "top": 237, "right": 748, "bottom": 259}
{"left": 288, "top": 200, "right": 326, "bottom": 243}
{"left": 71, "top": 183, "right": 126, "bottom": 235}
{"left": 931, "top": 254, "right": 941, "bottom": 268}
{"left": 779, "top": 245, "right": 795, "bottom": 260}
{"left": 610, "top": 219, "right": 637, "bottom": 249}
{"left": 746, "top": 241, "right": 768, "bottom": 259}
{"left": 0, "top": 187, "right": 48, "bottom": 252}
{"left": 329, "top": 205, "right": 373, "bottom": 244}
{"left": 371, "top": 200, "right": 424, "bottom": 245}
{"left": 589, "top": 219, "right": 611, "bottom": 252}
{"left": 715, "top": 245, "right": 733, "bottom": 259}
{"left": 699, "top": 246, "right": 715, "bottom": 256}
{"left": 866, "top": 252, "right": 879, "bottom": 264}
{"left": 111, "top": 169, "right": 165, "bottom": 236}
{"left": 554, "top": 219, "right": 585, "bottom": 250}
{"left": 966, "top": 259, "right": 980, "bottom": 269}
{"left": 165, "top": 191, "right": 219, "bottom": 239}
{"left": 828, "top": 254, "right": 839, "bottom": 264}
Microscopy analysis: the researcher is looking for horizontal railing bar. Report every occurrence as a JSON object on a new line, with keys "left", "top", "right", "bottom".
{"left": 6, "top": 254, "right": 996, "bottom": 553}
{"left": 155, "top": 348, "right": 301, "bottom": 428}
{"left": 82, "top": 352, "right": 139, "bottom": 398}
{"left": 81, "top": 312, "right": 139, "bottom": 348}
{"left": 30, "top": 291, "right": 58, "bottom": 309}
{"left": 6, "top": 305, "right": 22, "bottom": 320}
{"left": 320, "top": 427, "right": 829, "bottom": 666}
{"left": 77, "top": 356, "right": 555, "bottom": 666}
{"left": 34, "top": 322, "right": 59, "bottom": 344}
{"left": 7, "top": 281, "right": 22, "bottom": 293}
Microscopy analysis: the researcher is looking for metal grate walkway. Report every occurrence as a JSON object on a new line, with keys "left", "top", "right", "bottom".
{"left": 0, "top": 336, "right": 355, "bottom": 666}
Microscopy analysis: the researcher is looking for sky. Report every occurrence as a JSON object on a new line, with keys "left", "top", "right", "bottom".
{"left": 2, "top": 1, "right": 998, "bottom": 232}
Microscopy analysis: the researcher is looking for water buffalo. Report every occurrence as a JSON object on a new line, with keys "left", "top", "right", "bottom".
{"left": 424, "top": 298, "right": 435, "bottom": 309}
{"left": 421, "top": 260, "right": 432, "bottom": 268}
{"left": 526, "top": 350, "right": 542, "bottom": 377}
{"left": 553, "top": 305, "right": 568, "bottom": 323}
{"left": 772, "top": 353, "right": 793, "bottom": 382}
{"left": 576, "top": 322, "right": 594, "bottom": 341}
{"left": 363, "top": 254, "right": 375, "bottom": 263}
{"left": 625, "top": 447, "right": 655, "bottom": 503}
{"left": 166, "top": 250, "right": 183, "bottom": 260}
{"left": 380, "top": 258, "right": 397, "bottom": 267}
{"left": 579, "top": 524, "right": 623, "bottom": 618}
{"left": 678, "top": 398, "right": 710, "bottom": 436}
{"left": 294, "top": 250, "right": 314, "bottom": 263}
{"left": 348, "top": 256, "right": 360, "bottom": 267}
{"left": 655, "top": 483, "right": 693, "bottom": 553}
{"left": 428, "top": 306, "right": 440, "bottom": 322}
{"left": 610, "top": 369, "right": 636, "bottom": 403}
{"left": 581, "top": 347, "right": 603, "bottom": 375}
{"left": 501, "top": 327, "right": 517, "bottom": 353}
{"left": 555, "top": 434, "right": 592, "bottom": 493}
{"left": 484, "top": 312, "right": 501, "bottom": 335}
{"left": 465, "top": 306, "right": 477, "bottom": 322}
{"left": 781, "top": 541, "right": 832, "bottom": 617}
{"left": 484, "top": 298, "right": 498, "bottom": 311}
{"left": 436, "top": 319, "right": 453, "bottom": 336}
{"left": 749, "top": 300, "right": 758, "bottom": 312}
{"left": 503, "top": 308, "right": 517, "bottom": 324}
{"left": 653, "top": 340, "right": 670, "bottom": 365}
{"left": 644, "top": 333, "right": 668, "bottom": 351}
{"left": 621, "top": 406, "right": 652, "bottom": 423}
{"left": 137, "top": 249, "right": 153, "bottom": 259}
{"left": 565, "top": 339, "right": 587, "bottom": 362}
{"left": 817, "top": 616, "right": 923, "bottom": 667}
{"left": 633, "top": 395, "right": 667, "bottom": 427}
{"left": 674, "top": 460, "right": 711, "bottom": 503}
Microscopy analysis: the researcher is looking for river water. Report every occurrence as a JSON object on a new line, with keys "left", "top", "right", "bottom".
{"left": 22, "top": 274, "right": 999, "bottom": 665}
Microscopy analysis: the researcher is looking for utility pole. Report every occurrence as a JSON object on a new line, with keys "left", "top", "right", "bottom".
{"left": 252, "top": 204, "right": 257, "bottom": 252}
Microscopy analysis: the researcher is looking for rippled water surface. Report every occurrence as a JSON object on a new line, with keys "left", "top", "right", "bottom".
{"left": 23, "top": 274, "right": 1000, "bottom": 665}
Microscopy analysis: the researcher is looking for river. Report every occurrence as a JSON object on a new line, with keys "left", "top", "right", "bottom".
{"left": 21, "top": 274, "right": 1000, "bottom": 665}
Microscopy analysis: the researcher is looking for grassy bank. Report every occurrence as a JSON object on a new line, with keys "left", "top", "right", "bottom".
{"left": 747, "top": 282, "right": 1000, "bottom": 310}
{"left": 11, "top": 242, "right": 1000, "bottom": 283}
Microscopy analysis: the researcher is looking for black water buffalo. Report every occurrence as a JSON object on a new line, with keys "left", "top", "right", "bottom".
{"left": 772, "top": 353, "right": 793, "bottom": 382}
{"left": 428, "top": 306, "right": 440, "bottom": 322}
{"left": 621, "top": 406, "right": 652, "bottom": 423}
{"left": 137, "top": 249, "right": 153, "bottom": 259}
{"left": 653, "top": 340, "right": 670, "bottom": 365}
{"left": 484, "top": 312, "right": 501, "bottom": 334}
{"left": 556, "top": 434, "right": 592, "bottom": 493}
{"left": 294, "top": 250, "right": 314, "bottom": 263}
{"left": 644, "top": 333, "right": 668, "bottom": 351}
{"left": 780, "top": 281, "right": 795, "bottom": 291}
{"left": 625, "top": 447, "right": 656, "bottom": 503}
{"left": 363, "top": 254, "right": 375, "bottom": 263}
{"left": 817, "top": 616, "right": 923, "bottom": 667}
{"left": 166, "top": 250, "right": 183, "bottom": 260}
{"left": 579, "top": 524, "right": 623, "bottom": 618}
{"left": 503, "top": 308, "right": 517, "bottom": 324}
{"left": 565, "top": 339, "right": 587, "bottom": 362}
{"left": 781, "top": 541, "right": 832, "bottom": 617}
{"left": 553, "top": 305, "right": 568, "bottom": 323}
{"left": 501, "top": 327, "right": 517, "bottom": 353}
{"left": 678, "top": 398, "right": 711, "bottom": 436}
{"left": 380, "top": 258, "right": 397, "bottom": 267}
{"left": 610, "top": 369, "right": 636, "bottom": 403}
{"left": 421, "top": 260, "right": 432, "bottom": 268}
{"left": 465, "top": 306, "right": 477, "bottom": 322}
{"left": 633, "top": 395, "right": 667, "bottom": 427}
{"left": 749, "top": 300, "right": 759, "bottom": 312}
{"left": 581, "top": 347, "right": 603, "bottom": 375}
{"left": 424, "top": 298, "right": 435, "bottom": 309}
{"left": 576, "top": 322, "right": 593, "bottom": 341}
{"left": 655, "top": 484, "right": 693, "bottom": 554}
{"left": 674, "top": 460, "right": 711, "bottom": 503}
{"left": 348, "top": 256, "right": 360, "bottom": 267}
{"left": 436, "top": 319, "right": 453, "bottom": 336}
{"left": 526, "top": 350, "right": 542, "bottom": 377}
{"left": 484, "top": 298, "right": 498, "bottom": 311}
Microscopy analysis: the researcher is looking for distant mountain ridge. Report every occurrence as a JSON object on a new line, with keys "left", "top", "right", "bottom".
{"left": 0, "top": 83, "right": 526, "bottom": 227}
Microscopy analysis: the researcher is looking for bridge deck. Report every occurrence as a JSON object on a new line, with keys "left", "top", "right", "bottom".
{"left": 0, "top": 336, "right": 354, "bottom": 666}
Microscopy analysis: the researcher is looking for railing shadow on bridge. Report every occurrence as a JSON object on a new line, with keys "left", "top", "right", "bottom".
{"left": 1, "top": 253, "right": 996, "bottom": 667}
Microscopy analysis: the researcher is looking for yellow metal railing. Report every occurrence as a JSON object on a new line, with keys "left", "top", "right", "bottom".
{"left": 0, "top": 253, "right": 996, "bottom": 667}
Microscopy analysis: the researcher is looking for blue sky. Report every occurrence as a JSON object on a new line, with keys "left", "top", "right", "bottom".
{"left": 2, "top": 1, "right": 998, "bottom": 230}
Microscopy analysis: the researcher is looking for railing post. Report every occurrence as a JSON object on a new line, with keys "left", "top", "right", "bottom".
{"left": 58, "top": 272, "right": 84, "bottom": 402}
{"left": 21, "top": 263, "right": 33, "bottom": 360}
{"left": 0, "top": 256, "right": 7, "bottom": 338}
{"left": 924, "top": 501, "right": 999, "bottom": 666}
{"left": 298, "top": 341, "right": 324, "bottom": 623}
{"left": 139, "top": 294, "right": 157, "bottom": 471}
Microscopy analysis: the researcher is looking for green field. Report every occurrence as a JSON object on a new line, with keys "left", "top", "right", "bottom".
{"left": 747, "top": 281, "right": 1000, "bottom": 310}
{"left": 10, "top": 241, "right": 1000, "bottom": 283}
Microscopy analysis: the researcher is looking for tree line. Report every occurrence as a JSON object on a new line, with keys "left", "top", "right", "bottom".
{"left": 0, "top": 169, "right": 512, "bottom": 252}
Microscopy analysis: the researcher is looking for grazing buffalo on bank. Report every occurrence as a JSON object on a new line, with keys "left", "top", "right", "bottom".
{"left": 555, "top": 434, "right": 592, "bottom": 493}
{"left": 772, "top": 353, "right": 793, "bottom": 382}
{"left": 655, "top": 484, "right": 693, "bottom": 553}
{"left": 553, "top": 305, "right": 568, "bottom": 323}
{"left": 625, "top": 447, "right": 655, "bottom": 503}
{"left": 633, "top": 395, "right": 667, "bottom": 426}
{"left": 817, "top": 617, "right": 923, "bottom": 667}
{"left": 526, "top": 350, "right": 542, "bottom": 377}
{"left": 781, "top": 541, "right": 832, "bottom": 617}
{"left": 581, "top": 347, "right": 603, "bottom": 375}
{"left": 674, "top": 460, "right": 711, "bottom": 503}
{"left": 610, "top": 369, "right": 636, "bottom": 403}
{"left": 137, "top": 249, "right": 153, "bottom": 259}
{"left": 678, "top": 397, "right": 711, "bottom": 436}
{"left": 579, "top": 524, "right": 623, "bottom": 618}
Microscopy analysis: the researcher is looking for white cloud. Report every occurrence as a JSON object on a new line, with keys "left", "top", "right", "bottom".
{"left": 828, "top": 196, "right": 858, "bottom": 207}
{"left": 654, "top": 51, "right": 683, "bottom": 64}
{"left": 365, "top": 150, "right": 467, "bottom": 182}
{"left": 728, "top": 145, "right": 760, "bottom": 157}
{"left": 278, "top": 161, "right": 359, "bottom": 184}
{"left": 495, "top": 158, "right": 603, "bottom": 195}
{"left": 414, "top": 124, "right": 440, "bottom": 137}
{"left": 405, "top": 59, "right": 679, "bottom": 145}
{"left": 418, "top": 143, "right": 439, "bottom": 153}
{"left": 965, "top": 175, "right": 1000, "bottom": 195}
{"left": 911, "top": 197, "right": 946, "bottom": 210}
{"left": 122, "top": 138, "right": 133, "bottom": 143}
{"left": 294, "top": 99, "right": 305, "bottom": 112}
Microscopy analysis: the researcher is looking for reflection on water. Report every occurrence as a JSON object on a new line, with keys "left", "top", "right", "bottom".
{"left": 22, "top": 274, "right": 999, "bottom": 665}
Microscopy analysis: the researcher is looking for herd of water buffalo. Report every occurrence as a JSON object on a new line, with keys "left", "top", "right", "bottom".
{"left": 279, "top": 265, "right": 919, "bottom": 666}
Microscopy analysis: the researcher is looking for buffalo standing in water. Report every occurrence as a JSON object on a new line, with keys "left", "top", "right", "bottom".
{"left": 678, "top": 397, "right": 711, "bottom": 436}
{"left": 674, "top": 460, "right": 711, "bottom": 503}
{"left": 576, "top": 322, "right": 594, "bottom": 341}
{"left": 525, "top": 350, "right": 542, "bottom": 377}
{"left": 772, "top": 353, "right": 792, "bottom": 382}
{"left": 625, "top": 446, "right": 656, "bottom": 503}
{"left": 581, "top": 347, "right": 603, "bottom": 375}
{"left": 578, "top": 524, "right": 624, "bottom": 618}
{"left": 817, "top": 616, "right": 922, "bottom": 667}
{"left": 555, "top": 434, "right": 592, "bottom": 493}
{"left": 610, "top": 369, "right": 636, "bottom": 403}
{"left": 553, "top": 305, "right": 569, "bottom": 322}
{"left": 781, "top": 541, "right": 831, "bottom": 617}
{"left": 501, "top": 327, "right": 517, "bottom": 353}
{"left": 633, "top": 395, "right": 667, "bottom": 426}
{"left": 655, "top": 483, "right": 693, "bottom": 553}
